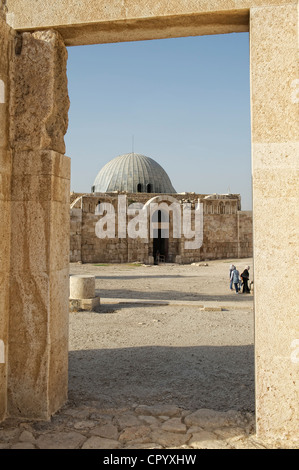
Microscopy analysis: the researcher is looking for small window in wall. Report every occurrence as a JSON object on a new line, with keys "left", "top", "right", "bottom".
{"left": 147, "top": 184, "right": 152, "bottom": 193}
{"left": 137, "top": 183, "right": 142, "bottom": 192}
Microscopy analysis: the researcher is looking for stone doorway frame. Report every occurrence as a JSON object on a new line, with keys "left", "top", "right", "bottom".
{"left": 0, "top": 1, "right": 298, "bottom": 441}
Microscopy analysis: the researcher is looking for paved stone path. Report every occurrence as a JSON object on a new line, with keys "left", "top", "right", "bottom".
{"left": 0, "top": 401, "right": 296, "bottom": 449}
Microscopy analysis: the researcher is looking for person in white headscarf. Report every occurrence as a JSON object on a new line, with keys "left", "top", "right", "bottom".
{"left": 229, "top": 264, "right": 235, "bottom": 291}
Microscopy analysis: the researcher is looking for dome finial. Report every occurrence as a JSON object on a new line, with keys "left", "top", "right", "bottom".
{"left": 132, "top": 134, "right": 134, "bottom": 156}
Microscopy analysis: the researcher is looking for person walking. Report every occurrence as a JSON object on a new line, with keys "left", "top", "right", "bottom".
{"left": 230, "top": 266, "right": 241, "bottom": 294}
{"left": 241, "top": 266, "right": 250, "bottom": 293}
{"left": 229, "top": 264, "right": 235, "bottom": 290}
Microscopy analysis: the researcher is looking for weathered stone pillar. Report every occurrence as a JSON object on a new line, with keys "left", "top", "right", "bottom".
{"left": 0, "top": 9, "right": 13, "bottom": 422}
{"left": 250, "top": 4, "right": 298, "bottom": 439}
{"left": 8, "top": 30, "right": 70, "bottom": 419}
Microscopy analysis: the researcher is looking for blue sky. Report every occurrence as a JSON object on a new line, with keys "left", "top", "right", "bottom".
{"left": 65, "top": 32, "right": 252, "bottom": 210}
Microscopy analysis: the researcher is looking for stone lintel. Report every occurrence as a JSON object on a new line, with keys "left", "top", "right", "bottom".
{"left": 42, "top": 11, "right": 249, "bottom": 47}
{"left": 4, "top": 0, "right": 253, "bottom": 46}
{"left": 6, "top": 1, "right": 297, "bottom": 45}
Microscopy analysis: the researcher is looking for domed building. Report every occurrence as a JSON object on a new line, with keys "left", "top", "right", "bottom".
{"left": 91, "top": 152, "right": 176, "bottom": 194}
{"left": 70, "top": 152, "right": 252, "bottom": 265}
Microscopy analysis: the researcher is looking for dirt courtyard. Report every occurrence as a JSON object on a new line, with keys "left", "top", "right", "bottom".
{"left": 68, "top": 258, "right": 254, "bottom": 414}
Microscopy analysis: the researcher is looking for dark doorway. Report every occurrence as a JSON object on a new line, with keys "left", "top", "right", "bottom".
{"left": 153, "top": 229, "right": 169, "bottom": 263}
{"left": 152, "top": 210, "right": 169, "bottom": 263}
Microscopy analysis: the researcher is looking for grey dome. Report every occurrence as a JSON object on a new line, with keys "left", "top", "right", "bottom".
{"left": 92, "top": 153, "right": 176, "bottom": 194}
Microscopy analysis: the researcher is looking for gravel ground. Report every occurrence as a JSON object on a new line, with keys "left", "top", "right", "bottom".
{"left": 2, "top": 258, "right": 297, "bottom": 449}
{"left": 69, "top": 258, "right": 254, "bottom": 413}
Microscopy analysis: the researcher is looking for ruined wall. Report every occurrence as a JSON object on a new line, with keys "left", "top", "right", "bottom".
{"left": 70, "top": 191, "right": 85, "bottom": 204}
{"left": 70, "top": 193, "right": 252, "bottom": 264}
{"left": 238, "top": 211, "right": 253, "bottom": 259}
{"left": 79, "top": 195, "right": 149, "bottom": 264}
{"left": 0, "top": 7, "right": 14, "bottom": 422}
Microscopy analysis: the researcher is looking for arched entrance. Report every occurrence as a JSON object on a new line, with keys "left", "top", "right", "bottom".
{"left": 145, "top": 195, "right": 181, "bottom": 264}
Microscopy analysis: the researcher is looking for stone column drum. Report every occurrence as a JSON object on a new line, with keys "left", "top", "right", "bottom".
{"left": 70, "top": 275, "right": 95, "bottom": 299}
{"left": 69, "top": 275, "right": 100, "bottom": 311}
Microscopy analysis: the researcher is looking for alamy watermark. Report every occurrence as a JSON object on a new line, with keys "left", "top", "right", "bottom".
{"left": 94, "top": 195, "right": 203, "bottom": 249}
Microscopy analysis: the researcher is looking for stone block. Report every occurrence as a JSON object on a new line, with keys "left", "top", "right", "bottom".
{"left": 50, "top": 201, "right": 70, "bottom": 271}
{"left": 0, "top": 272, "right": 9, "bottom": 422}
{"left": 11, "top": 174, "right": 52, "bottom": 201}
{"left": 36, "top": 431, "right": 86, "bottom": 449}
{"left": 252, "top": 142, "right": 299, "bottom": 172}
{"left": 201, "top": 306, "right": 223, "bottom": 312}
{"left": 69, "top": 296, "right": 100, "bottom": 312}
{"left": 49, "top": 268, "right": 69, "bottom": 343}
{"left": 70, "top": 275, "right": 95, "bottom": 299}
{"left": 7, "top": 269, "right": 69, "bottom": 418}
{"left": 10, "top": 30, "right": 69, "bottom": 153}
{"left": 0, "top": 171, "right": 10, "bottom": 202}
{"left": 11, "top": 166, "right": 70, "bottom": 203}
{"left": 12, "top": 150, "right": 70, "bottom": 178}
{"left": 7, "top": 339, "right": 49, "bottom": 418}
{"left": 0, "top": 148, "right": 12, "bottom": 174}
{"left": 8, "top": 272, "right": 49, "bottom": 344}
{"left": 250, "top": 4, "right": 298, "bottom": 144}
{"left": 48, "top": 337, "right": 68, "bottom": 416}
{"left": 0, "top": 273, "right": 9, "bottom": 337}
{"left": 10, "top": 200, "right": 51, "bottom": 273}
{"left": 0, "top": 102, "right": 7, "bottom": 149}
{"left": 0, "top": 200, "right": 10, "bottom": 267}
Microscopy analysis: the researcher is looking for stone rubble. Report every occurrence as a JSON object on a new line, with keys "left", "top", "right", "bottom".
{"left": 0, "top": 401, "right": 297, "bottom": 450}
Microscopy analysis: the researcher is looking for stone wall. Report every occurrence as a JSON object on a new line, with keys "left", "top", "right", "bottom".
{"left": 70, "top": 193, "right": 253, "bottom": 264}
{"left": 238, "top": 211, "right": 253, "bottom": 259}
{"left": 70, "top": 195, "right": 82, "bottom": 263}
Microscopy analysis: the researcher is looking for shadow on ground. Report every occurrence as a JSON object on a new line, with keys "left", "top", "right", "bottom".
{"left": 96, "top": 288, "right": 253, "bottom": 303}
{"left": 94, "top": 274, "right": 191, "bottom": 280}
{"left": 68, "top": 345, "right": 254, "bottom": 413}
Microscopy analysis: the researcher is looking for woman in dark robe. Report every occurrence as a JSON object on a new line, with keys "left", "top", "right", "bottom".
{"left": 241, "top": 266, "right": 250, "bottom": 293}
